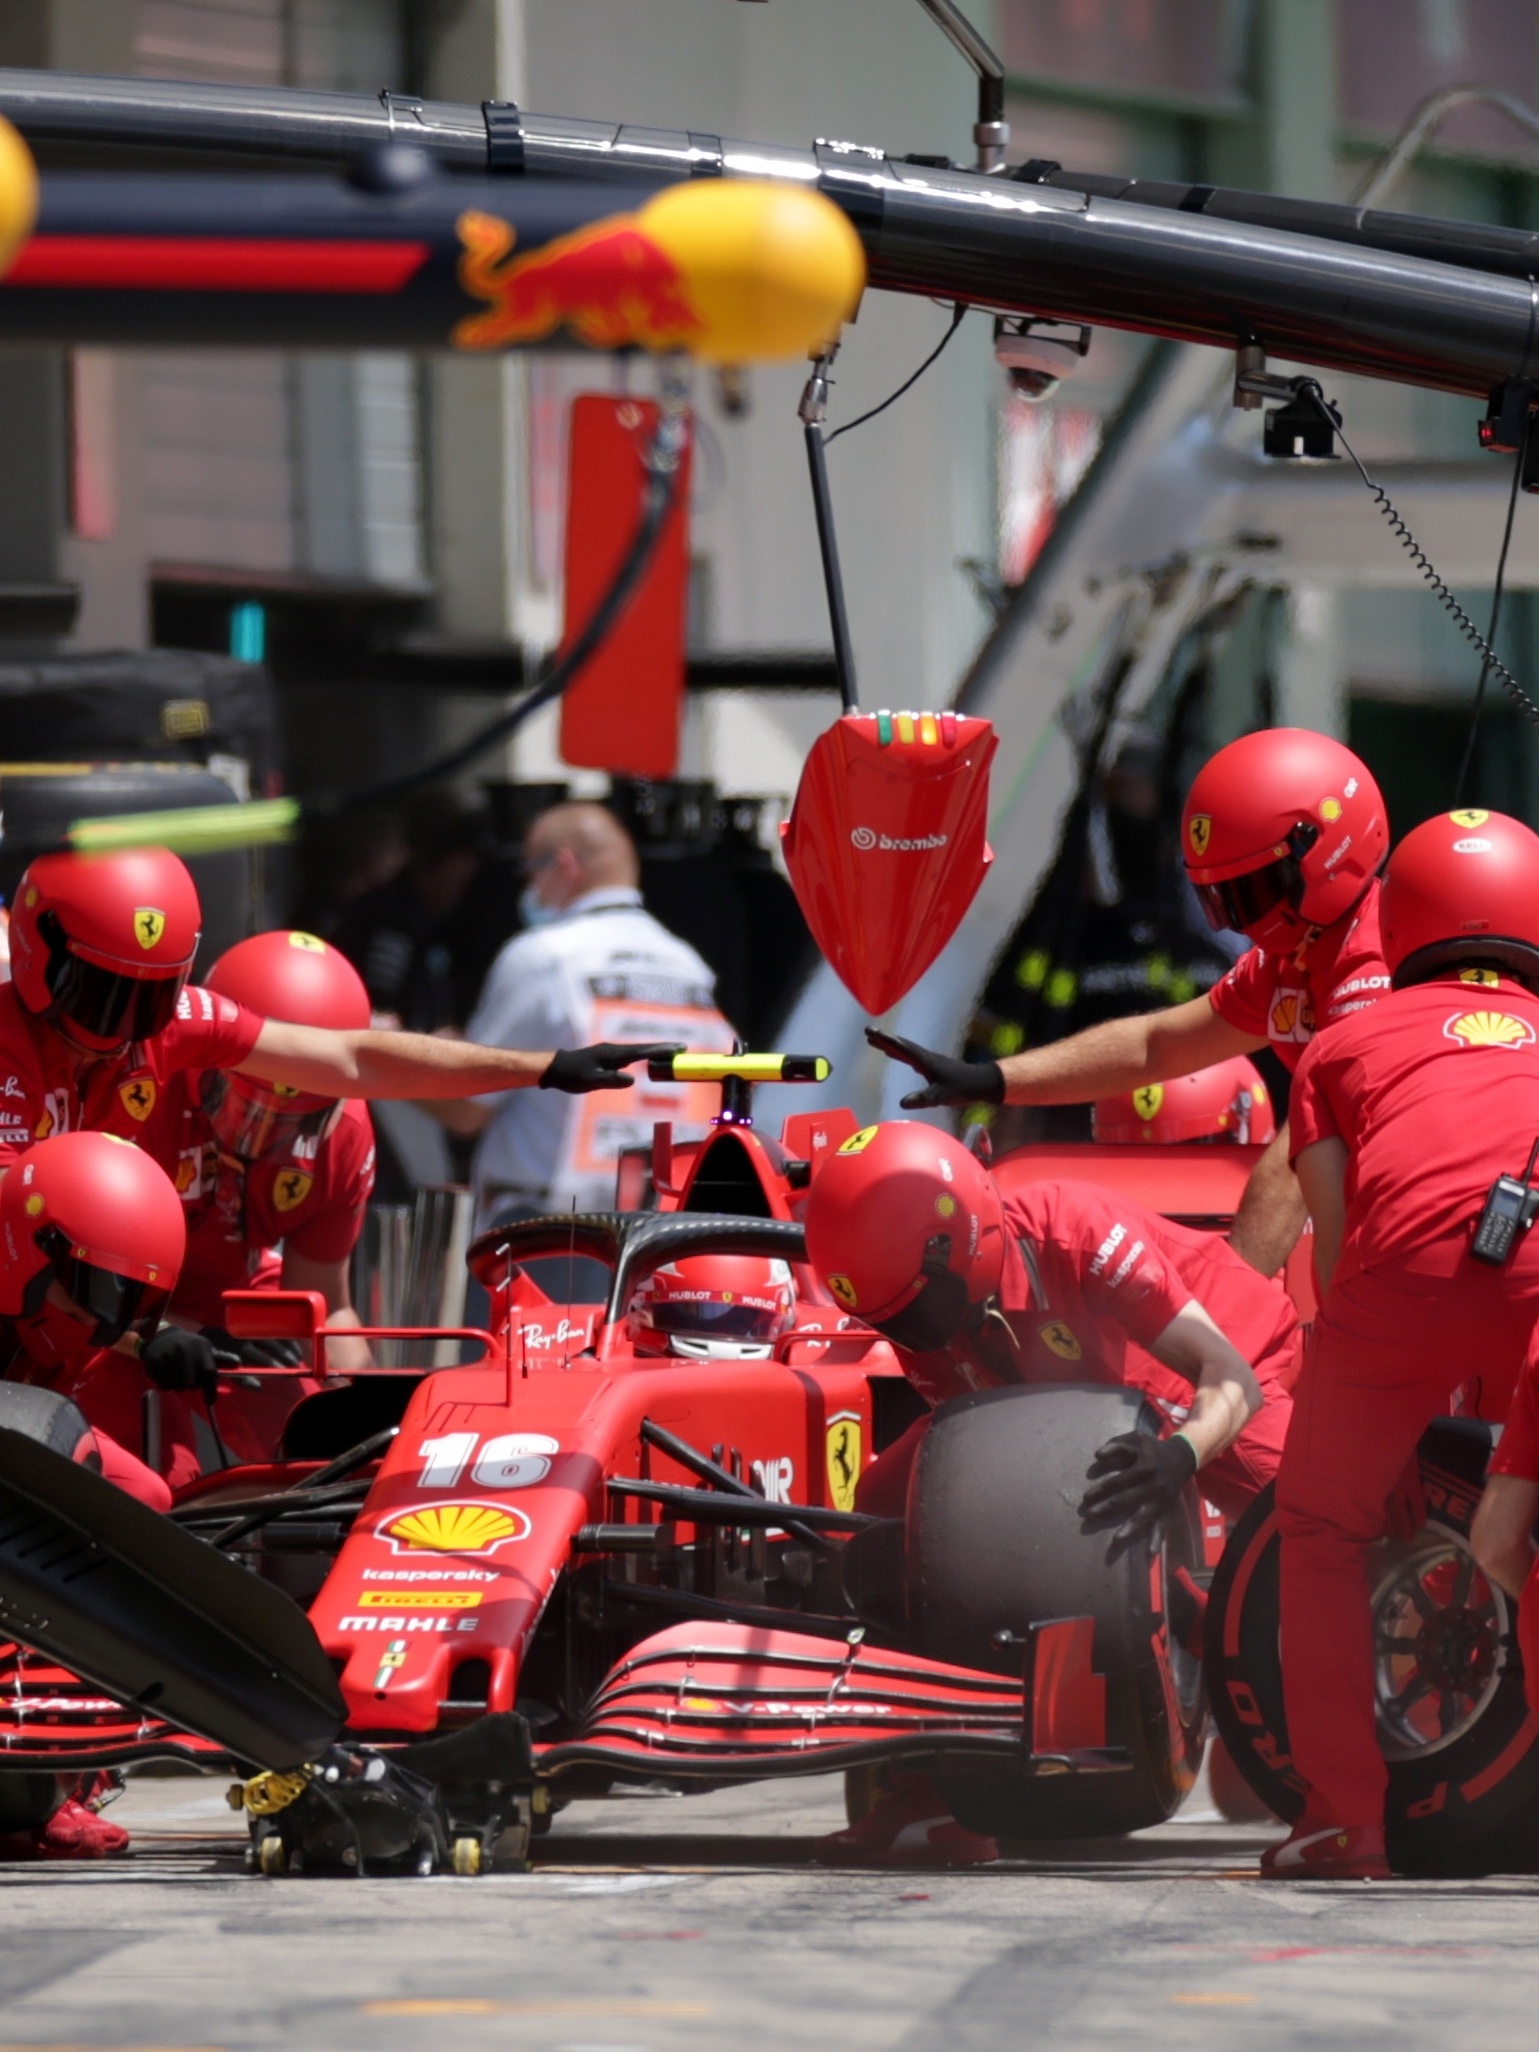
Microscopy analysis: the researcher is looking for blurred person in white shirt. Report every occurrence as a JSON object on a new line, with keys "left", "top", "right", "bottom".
{"left": 430, "top": 802, "right": 733, "bottom": 1224}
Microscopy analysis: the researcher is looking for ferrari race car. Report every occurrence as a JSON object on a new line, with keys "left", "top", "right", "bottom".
{"left": 0, "top": 1055, "right": 1529, "bottom": 1879}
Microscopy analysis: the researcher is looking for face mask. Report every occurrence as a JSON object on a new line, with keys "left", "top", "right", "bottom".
{"left": 519, "top": 884, "right": 562, "bottom": 930}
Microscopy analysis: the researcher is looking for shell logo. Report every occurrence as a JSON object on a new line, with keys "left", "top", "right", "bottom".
{"left": 1443, "top": 1010, "right": 1536, "bottom": 1051}
{"left": 935, "top": 1193, "right": 957, "bottom": 1218}
{"left": 1319, "top": 797, "right": 1342, "bottom": 822}
{"left": 377, "top": 1501, "right": 531, "bottom": 1557}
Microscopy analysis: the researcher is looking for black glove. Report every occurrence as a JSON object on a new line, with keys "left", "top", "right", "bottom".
{"left": 140, "top": 1326, "right": 219, "bottom": 1399}
{"left": 1078, "top": 1429, "right": 1198, "bottom": 1552}
{"left": 864, "top": 1027, "right": 1004, "bottom": 1111}
{"left": 539, "top": 1042, "right": 683, "bottom": 1094}
{"left": 199, "top": 1326, "right": 305, "bottom": 1370}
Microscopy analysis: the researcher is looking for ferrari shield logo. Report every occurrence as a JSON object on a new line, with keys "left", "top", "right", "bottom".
{"left": 134, "top": 907, "right": 166, "bottom": 951}
{"left": 1039, "top": 1320, "right": 1082, "bottom": 1362}
{"left": 828, "top": 1273, "right": 860, "bottom": 1311}
{"left": 273, "top": 1170, "right": 314, "bottom": 1212}
{"left": 1187, "top": 814, "right": 1212, "bottom": 858}
{"left": 826, "top": 1412, "right": 863, "bottom": 1513}
{"left": 118, "top": 1078, "right": 157, "bottom": 1123}
{"left": 1131, "top": 1084, "right": 1164, "bottom": 1123}
{"left": 1450, "top": 809, "right": 1490, "bottom": 828}
{"left": 1459, "top": 967, "right": 1501, "bottom": 987}
{"left": 838, "top": 1125, "right": 879, "bottom": 1155}
{"left": 289, "top": 931, "right": 327, "bottom": 952}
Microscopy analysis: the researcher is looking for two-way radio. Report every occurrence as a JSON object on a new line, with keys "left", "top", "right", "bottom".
{"left": 1470, "top": 1135, "right": 1539, "bottom": 1265}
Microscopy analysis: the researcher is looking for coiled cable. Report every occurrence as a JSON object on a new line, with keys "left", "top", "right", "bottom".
{"left": 1297, "top": 379, "right": 1539, "bottom": 738}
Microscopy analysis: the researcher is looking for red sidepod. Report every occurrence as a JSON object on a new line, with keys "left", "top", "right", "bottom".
{"left": 781, "top": 711, "right": 996, "bottom": 1015}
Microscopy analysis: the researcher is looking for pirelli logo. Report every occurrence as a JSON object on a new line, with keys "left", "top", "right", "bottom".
{"left": 355, "top": 1590, "right": 483, "bottom": 1611}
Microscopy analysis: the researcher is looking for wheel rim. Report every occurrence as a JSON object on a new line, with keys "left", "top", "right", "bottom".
{"left": 1371, "top": 1531, "right": 1508, "bottom": 1761}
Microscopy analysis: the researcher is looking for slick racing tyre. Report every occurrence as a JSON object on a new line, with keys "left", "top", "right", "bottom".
{"left": 1207, "top": 1417, "right": 1539, "bottom": 1877}
{"left": 907, "top": 1384, "right": 1206, "bottom": 1839}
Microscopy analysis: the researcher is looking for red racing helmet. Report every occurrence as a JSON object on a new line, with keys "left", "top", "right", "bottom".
{"left": 1092, "top": 1057, "right": 1276, "bottom": 1145}
{"left": 802, "top": 1120, "right": 1004, "bottom": 1351}
{"left": 0, "top": 1132, "right": 185, "bottom": 1366}
{"left": 200, "top": 930, "right": 371, "bottom": 1160}
{"left": 1380, "top": 809, "right": 1539, "bottom": 991}
{"left": 1181, "top": 729, "right": 1387, "bottom": 950}
{"left": 8, "top": 848, "right": 201, "bottom": 1051}
{"left": 627, "top": 1254, "right": 796, "bottom": 1360}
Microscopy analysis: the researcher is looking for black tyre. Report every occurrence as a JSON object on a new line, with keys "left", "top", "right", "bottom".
{"left": 0, "top": 1385, "right": 95, "bottom": 1465}
{"left": 1207, "top": 1416, "right": 1539, "bottom": 1877}
{"left": 907, "top": 1384, "right": 1206, "bottom": 1839}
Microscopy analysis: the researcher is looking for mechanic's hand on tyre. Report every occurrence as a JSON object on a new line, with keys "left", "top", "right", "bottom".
{"left": 863, "top": 1028, "right": 1004, "bottom": 1110}
{"left": 539, "top": 1043, "right": 684, "bottom": 1094}
{"left": 139, "top": 1326, "right": 220, "bottom": 1399}
{"left": 199, "top": 1326, "right": 305, "bottom": 1370}
{"left": 1078, "top": 1429, "right": 1197, "bottom": 1554}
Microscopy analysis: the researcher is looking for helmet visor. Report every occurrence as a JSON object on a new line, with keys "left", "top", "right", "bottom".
{"left": 199, "top": 1071, "right": 341, "bottom": 1162}
{"left": 1194, "top": 852, "right": 1308, "bottom": 936}
{"left": 47, "top": 941, "right": 188, "bottom": 1045}
{"left": 32, "top": 1225, "right": 171, "bottom": 1347}
{"left": 647, "top": 1299, "right": 787, "bottom": 1344}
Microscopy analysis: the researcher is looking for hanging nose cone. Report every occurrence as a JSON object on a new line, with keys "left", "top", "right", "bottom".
{"left": 783, "top": 710, "right": 997, "bottom": 1015}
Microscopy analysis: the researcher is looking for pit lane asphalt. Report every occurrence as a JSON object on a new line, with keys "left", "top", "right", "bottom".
{"left": 0, "top": 1762, "right": 1534, "bottom": 2052}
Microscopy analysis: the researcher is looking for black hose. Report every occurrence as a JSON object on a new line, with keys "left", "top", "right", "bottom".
{"left": 320, "top": 400, "right": 690, "bottom": 818}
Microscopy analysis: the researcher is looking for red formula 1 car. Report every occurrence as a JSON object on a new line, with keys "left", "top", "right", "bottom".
{"left": 0, "top": 1055, "right": 1529, "bottom": 1877}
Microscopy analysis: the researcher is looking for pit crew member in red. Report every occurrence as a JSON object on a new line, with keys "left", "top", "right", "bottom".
{"left": 0, "top": 846, "right": 681, "bottom": 1172}
{"left": 1279, "top": 807, "right": 1539, "bottom": 1880}
{"left": 803, "top": 1118, "right": 1294, "bottom": 1868}
{"left": 0, "top": 1132, "right": 200, "bottom": 1514}
{"left": 0, "top": 1132, "right": 204, "bottom": 1860}
{"left": 804, "top": 1120, "right": 1296, "bottom": 1531}
{"left": 165, "top": 931, "right": 378, "bottom": 1365}
{"left": 868, "top": 730, "right": 1389, "bottom": 1275}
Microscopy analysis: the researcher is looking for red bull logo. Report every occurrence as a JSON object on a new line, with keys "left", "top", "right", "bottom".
{"left": 453, "top": 207, "right": 706, "bottom": 353}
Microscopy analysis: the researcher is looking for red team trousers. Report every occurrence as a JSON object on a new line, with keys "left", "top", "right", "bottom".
{"left": 1276, "top": 1250, "right": 1539, "bottom": 1827}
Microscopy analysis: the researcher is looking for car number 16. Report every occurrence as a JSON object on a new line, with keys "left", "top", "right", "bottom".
{"left": 416, "top": 1432, "right": 560, "bottom": 1492}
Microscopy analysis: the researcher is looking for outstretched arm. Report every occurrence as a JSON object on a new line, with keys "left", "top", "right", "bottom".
{"left": 235, "top": 1022, "right": 677, "bottom": 1101}
{"left": 868, "top": 998, "right": 1258, "bottom": 1110}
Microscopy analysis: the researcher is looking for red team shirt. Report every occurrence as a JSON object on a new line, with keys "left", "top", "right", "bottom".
{"left": 165, "top": 1093, "right": 377, "bottom": 1325}
{"left": 1208, "top": 879, "right": 1389, "bottom": 1072}
{"left": 0, "top": 981, "right": 262, "bottom": 1160}
{"left": 1289, "top": 970, "right": 1539, "bottom": 1289}
{"left": 0, "top": 979, "right": 374, "bottom": 1318}
{"left": 905, "top": 1180, "right": 1299, "bottom": 1415}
